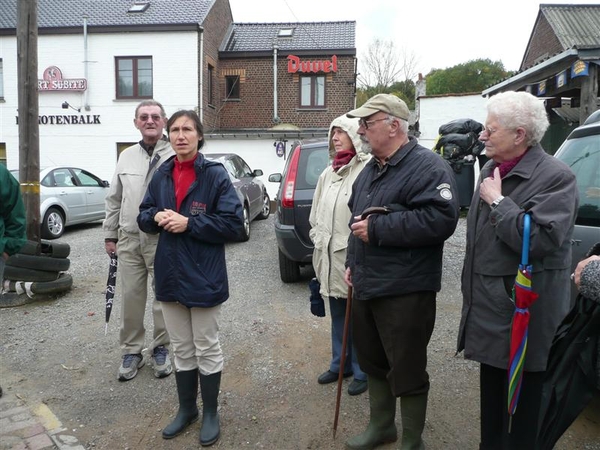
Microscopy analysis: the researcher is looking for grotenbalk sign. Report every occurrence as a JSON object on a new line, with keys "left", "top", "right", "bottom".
{"left": 15, "top": 115, "right": 101, "bottom": 125}
{"left": 38, "top": 66, "right": 87, "bottom": 91}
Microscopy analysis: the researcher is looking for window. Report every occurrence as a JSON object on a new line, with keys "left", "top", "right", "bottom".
{"left": 225, "top": 75, "right": 240, "bottom": 100}
{"left": 50, "top": 168, "right": 75, "bottom": 187}
{"left": 208, "top": 64, "right": 214, "bottom": 105}
{"left": 0, "top": 143, "right": 6, "bottom": 166}
{"left": 556, "top": 133, "right": 600, "bottom": 227}
{"left": 117, "top": 142, "right": 136, "bottom": 158}
{"left": 300, "top": 76, "right": 325, "bottom": 108}
{"left": 0, "top": 59, "right": 4, "bottom": 99}
{"left": 72, "top": 168, "right": 104, "bottom": 187}
{"left": 231, "top": 155, "right": 253, "bottom": 178}
{"left": 128, "top": 1, "right": 149, "bottom": 12}
{"left": 115, "top": 56, "right": 152, "bottom": 99}
{"left": 278, "top": 28, "right": 294, "bottom": 37}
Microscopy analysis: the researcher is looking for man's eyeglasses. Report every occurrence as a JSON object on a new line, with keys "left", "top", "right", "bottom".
{"left": 479, "top": 126, "right": 498, "bottom": 137}
{"left": 138, "top": 114, "right": 163, "bottom": 122}
{"left": 359, "top": 117, "right": 389, "bottom": 130}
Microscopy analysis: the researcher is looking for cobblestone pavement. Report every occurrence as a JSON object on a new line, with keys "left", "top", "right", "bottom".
{"left": 0, "top": 390, "right": 85, "bottom": 450}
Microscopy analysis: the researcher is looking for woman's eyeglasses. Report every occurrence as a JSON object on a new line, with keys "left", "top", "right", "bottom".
{"left": 479, "top": 126, "right": 498, "bottom": 137}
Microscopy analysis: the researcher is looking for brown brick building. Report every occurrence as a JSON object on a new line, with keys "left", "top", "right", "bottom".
{"left": 213, "top": 21, "right": 357, "bottom": 134}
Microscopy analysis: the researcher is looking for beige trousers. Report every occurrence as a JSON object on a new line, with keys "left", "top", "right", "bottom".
{"left": 117, "top": 230, "right": 169, "bottom": 355}
{"left": 161, "top": 302, "right": 223, "bottom": 375}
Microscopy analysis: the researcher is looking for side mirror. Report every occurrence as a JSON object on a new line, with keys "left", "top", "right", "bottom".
{"left": 102, "top": 180, "right": 110, "bottom": 187}
{"left": 253, "top": 169, "right": 264, "bottom": 177}
{"left": 268, "top": 173, "right": 282, "bottom": 183}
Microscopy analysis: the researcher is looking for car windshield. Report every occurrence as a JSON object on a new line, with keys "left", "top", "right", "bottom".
{"left": 556, "top": 134, "right": 600, "bottom": 226}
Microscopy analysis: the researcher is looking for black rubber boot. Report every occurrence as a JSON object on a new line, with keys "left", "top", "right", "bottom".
{"left": 346, "top": 375, "right": 398, "bottom": 450}
{"left": 162, "top": 369, "right": 199, "bottom": 439}
{"left": 199, "top": 371, "right": 221, "bottom": 447}
{"left": 400, "top": 392, "right": 428, "bottom": 450}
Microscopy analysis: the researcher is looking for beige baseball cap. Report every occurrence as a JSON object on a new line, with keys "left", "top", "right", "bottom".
{"left": 347, "top": 93, "right": 410, "bottom": 121}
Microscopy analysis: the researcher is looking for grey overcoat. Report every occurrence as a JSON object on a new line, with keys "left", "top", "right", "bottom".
{"left": 457, "top": 144, "right": 579, "bottom": 371}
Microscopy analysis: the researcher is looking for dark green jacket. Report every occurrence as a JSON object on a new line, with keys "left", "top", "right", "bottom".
{"left": 0, "top": 164, "right": 27, "bottom": 256}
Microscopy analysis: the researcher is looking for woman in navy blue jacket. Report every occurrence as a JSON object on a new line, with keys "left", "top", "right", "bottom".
{"left": 138, "top": 110, "right": 244, "bottom": 446}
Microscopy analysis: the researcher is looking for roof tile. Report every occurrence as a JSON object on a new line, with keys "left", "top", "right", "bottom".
{"left": 0, "top": 0, "right": 213, "bottom": 29}
{"left": 221, "top": 21, "right": 355, "bottom": 52}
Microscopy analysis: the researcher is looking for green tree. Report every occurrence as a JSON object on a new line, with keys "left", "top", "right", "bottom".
{"left": 426, "top": 59, "right": 513, "bottom": 95}
{"left": 355, "top": 80, "right": 415, "bottom": 110}
{"left": 389, "top": 80, "right": 416, "bottom": 110}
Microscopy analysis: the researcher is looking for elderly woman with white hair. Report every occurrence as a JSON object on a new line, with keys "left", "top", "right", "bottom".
{"left": 457, "top": 91, "right": 579, "bottom": 449}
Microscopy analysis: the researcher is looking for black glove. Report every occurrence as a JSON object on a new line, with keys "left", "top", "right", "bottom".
{"left": 309, "top": 277, "right": 325, "bottom": 317}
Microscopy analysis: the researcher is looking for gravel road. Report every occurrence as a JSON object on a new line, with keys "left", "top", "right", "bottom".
{"left": 0, "top": 215, "right": 598, "bottom": 449}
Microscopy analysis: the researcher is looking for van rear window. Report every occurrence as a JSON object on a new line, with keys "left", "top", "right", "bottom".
{"left": 296, "top": 146, "right": 329, "bottom": 190}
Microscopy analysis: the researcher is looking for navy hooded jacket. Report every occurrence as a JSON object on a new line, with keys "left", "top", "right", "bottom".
{"left": 137, "top": 153, "right": 245, "bottom": 308}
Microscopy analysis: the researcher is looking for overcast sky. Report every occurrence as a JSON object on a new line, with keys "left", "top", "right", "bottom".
{"left": 228, "top": 0, "right": 599, "bottom": 77}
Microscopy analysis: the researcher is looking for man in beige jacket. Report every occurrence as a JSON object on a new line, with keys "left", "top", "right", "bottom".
{"left": 104, "top": 100, "right": 174, "bottom": 381}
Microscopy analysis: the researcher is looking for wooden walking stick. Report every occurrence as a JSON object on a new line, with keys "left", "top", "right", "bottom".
{"left": 333, "top": 285, "right": 353, "bottom": 438}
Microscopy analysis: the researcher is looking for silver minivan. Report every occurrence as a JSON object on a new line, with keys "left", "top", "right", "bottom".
{"left": 554, "top": 113, "right": 600, "bottom": 298}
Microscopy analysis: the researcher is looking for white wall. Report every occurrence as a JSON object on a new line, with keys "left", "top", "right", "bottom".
{"left": 418, "top": 94, "right": 487, "bottom": 150}
{"left": 1, "top": 30, "right": 199, "bottom": 181}
{"left": 417, "top": 94, "right": 488, "bottom": 193}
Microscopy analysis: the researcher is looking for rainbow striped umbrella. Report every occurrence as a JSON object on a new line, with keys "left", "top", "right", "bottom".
{"left": 508, "top": 213, "right": 538, "bottom": 431}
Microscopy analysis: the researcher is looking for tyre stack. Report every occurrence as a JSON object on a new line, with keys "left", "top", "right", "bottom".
{"left": 0, "top": 240, "right": 73, "bottom": 307}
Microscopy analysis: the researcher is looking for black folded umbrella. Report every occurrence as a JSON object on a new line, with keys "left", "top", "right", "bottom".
{"left": 104, "top": 252, "right": 118, "bottom": 335}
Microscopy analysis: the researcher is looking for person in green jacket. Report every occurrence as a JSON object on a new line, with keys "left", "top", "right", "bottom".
{"left": 0, "top": 162, "right": 27, "bottom": 397}
{"left": 0, "top": 163, "right": 27, "bottom": 275}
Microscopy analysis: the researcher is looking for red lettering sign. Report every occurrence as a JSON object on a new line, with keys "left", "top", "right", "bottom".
{"left": 38, "top": 66, "right": 87, "bottom": 92}
{"left": 287, "top": 55, "right": 338, "bottom": 74}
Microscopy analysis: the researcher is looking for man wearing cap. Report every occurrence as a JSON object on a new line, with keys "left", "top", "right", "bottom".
{"left": 343, "top": 94, "right": 459, "bottom": 449}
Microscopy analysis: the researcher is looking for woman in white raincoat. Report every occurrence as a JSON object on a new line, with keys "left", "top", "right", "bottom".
{"left": 309, "top": 114, "right": 371, "bottom": 395}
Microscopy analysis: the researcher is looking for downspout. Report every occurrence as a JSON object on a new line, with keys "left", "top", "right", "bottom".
{"left": 353, "top": 56, "right": 358, "bottom": 108}
{"left": 83, "top": 15, "right": 90, "bottom": 111}
{"left": 199, "top": 26, "right": 204, "bottom": 122}
{"left": 273, "top": 42, "right": 279, "bottom": 123}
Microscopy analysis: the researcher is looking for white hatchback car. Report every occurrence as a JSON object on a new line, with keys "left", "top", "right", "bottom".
{"left": 11, "top": 167, "right": 110, "bottom": 239}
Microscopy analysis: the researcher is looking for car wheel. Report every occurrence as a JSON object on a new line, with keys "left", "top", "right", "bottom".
{"left": 42, "top": 207, "right": 65, "bottom": 239}
{"left": 18, "top": 240, "right": 71, "bottom": 258}
{"left": 6, "top": 254, "right": 70, "bottom": 272}
{"left": 278, "top": 249, "right": 300, "bottom": 283}
{"left": 240, "top": 205, "right": 250, "bottom": 241}
{"left": 257, "top": 192, "right": 271, "bottom": 220}
{"left": 3, "top": 266, "right": 61, "bottom": 282}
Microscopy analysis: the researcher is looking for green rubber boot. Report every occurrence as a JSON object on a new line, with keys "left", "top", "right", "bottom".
{"left": 400, "top": 392, "right": 428, "bottom": 450}
{"left": 346, "top": 375, "right": 398, "bottom": 450}
{"left": 162, "top": 369, "right": 199, "bottom": 439}
{"left": 199, "top": 371, "right": 221, "bottom": 447}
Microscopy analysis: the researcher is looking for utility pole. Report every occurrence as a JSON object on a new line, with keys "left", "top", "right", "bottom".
{"left": 17, "top": 0, "right": 41, "bottom": 241}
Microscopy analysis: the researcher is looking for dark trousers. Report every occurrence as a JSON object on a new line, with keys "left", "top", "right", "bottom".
{"left": 352, "top": 291, "right": 436, "bottom": 397}
{"left": 480, "top": 363, "right": 544, "bottom": 450}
